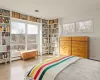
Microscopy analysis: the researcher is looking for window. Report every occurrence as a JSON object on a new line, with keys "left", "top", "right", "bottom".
{"left": 11, "top": 22, "right": 25, "bottom": 56}
{"left": 11, "top": 22, "right": 25, "bottom": 45}
{"left": 27, "top": 24, "right": 38, "bottom": 50}
{"left": 11, "top": 22, "right": 25, "bottom": 34}
{"left": 11, "top": 21, "right": 39, "bottom": 58}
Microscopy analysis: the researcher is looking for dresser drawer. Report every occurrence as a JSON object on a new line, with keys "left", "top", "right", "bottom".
{"left": 72, "top": 47, "right": 87, "bottom": 53}
{"left": 72, "top": 47, "right": 88, "bottom": 58}
{"left": 72, "top": 53, "right": 87, "bottom": 58}
{"left": 60, "top": 46, "right": 71, "bottom": 56}
{"left": 60, "top": 41, "right": 71, "bottom": 46}
{"left": 72, "top": 36, "right": 88, "bottom": 41}
{"left": 60, "top": 37, "right": 71, "bottom": 41}
{"left": 72, "top": 41, "right": 87, "bottom": 47}
{"left": 60, "top": 51, "right": 70, "bottom": 56}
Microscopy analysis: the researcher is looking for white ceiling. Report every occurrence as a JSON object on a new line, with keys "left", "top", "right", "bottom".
{"left": 0, "top": 0, "right": 100, "bottom": 19}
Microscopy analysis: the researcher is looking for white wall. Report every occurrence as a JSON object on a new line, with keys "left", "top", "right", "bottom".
{"left": 61, "top": 9, "right": 100, "bottom": 61}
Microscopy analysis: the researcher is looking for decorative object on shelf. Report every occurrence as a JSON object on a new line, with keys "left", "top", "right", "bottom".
{"left": 6, "top": 45, "right": 10, "bottom": 51}
{"left": 0, "top": 26, "right": 2, "bottom": 31}
{"left": 42, "top": 19, "right": 48, "bottom": 24}
{"left": 63, "top": 23, "right": 75, "bottom": 34}
{"left": 0, "top": 9, "right": 10, "bottom": 17}
{"left": 20, "top": 14, "right": 28, "bottom": 20}
{"left": 12, "top": 11, "right": 41, "bottom": 23}
{"left": 4, "top": 24, "right": 10, "bottom": 32}
{"left": 49, "top": 20, "right": 54, "bottom": 24}
{"left": 12, "top": 11, "right": 20, "bottom": 19}
{"left": 36, "top": 18, "right": 41, "bottom": 22}
{"left": 76, "top": 20, "right": 93, "bottom": 32}
{"left": 0, "top": 17, "right": 10, "bottom": 23}
{"left": 4, "top": 10, "right": 10, "bottom": 17}
{"left": 0, "top": 16, "right": 3, "bottom": 23}
{"left": 0, "top": 24, "right": 4, "bottom": 32}
{"left": 54, "top": 19, "right": 58, "bottom": 23}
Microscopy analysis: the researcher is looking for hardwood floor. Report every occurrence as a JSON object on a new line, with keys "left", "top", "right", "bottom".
{"left": 0, "top": 55, "right": 54, "bottom": 80}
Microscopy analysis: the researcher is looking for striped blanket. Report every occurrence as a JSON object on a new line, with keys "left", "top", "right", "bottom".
{"left": 26, "top": 56, "right": 80, "bottom": 80}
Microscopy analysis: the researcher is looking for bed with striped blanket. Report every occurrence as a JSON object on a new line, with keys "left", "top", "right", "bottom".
{"left": 25, "top": 56, "right": 100, "bottom": 80}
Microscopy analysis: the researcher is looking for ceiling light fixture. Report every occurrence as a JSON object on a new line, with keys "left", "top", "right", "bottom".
{"left": 35, "top": 10, "right": 39, "bottom": 12}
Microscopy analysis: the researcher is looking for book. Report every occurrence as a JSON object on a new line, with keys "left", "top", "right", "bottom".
{"left": 0, "top": 26, "right": 2, "bottom": 32}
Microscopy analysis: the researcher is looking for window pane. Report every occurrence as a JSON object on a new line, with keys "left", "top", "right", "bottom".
{"left": 27, "top": 44, "right": 37, "bottom": 50}
{"left": 11, "top": 22, "right": 25, "bottom": 34}
{"left": 27, "top": 24, "right": 38, "bottom": 34}
{"left": 11, "top": 21, "right": 26, "bottom": 57}
{"left": 11, "top": 45, "right": 25, "bottom": 52}
{"left": 11, "top": 34, "right": 25, "bottom": 44}
{"left": 27, "top": 34, "right": 37, "bottom": 43}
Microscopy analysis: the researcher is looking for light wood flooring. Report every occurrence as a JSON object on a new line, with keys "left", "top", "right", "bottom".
{"left": 0, "top": 55, "right": 54, "bottom": 80}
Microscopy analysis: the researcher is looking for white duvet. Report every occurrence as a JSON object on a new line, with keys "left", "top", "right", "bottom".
{"left": 55, "top": 59, "right": 100, "bottom": 80}
{"left": 26, "top": 58, "right": 100, "bottom": 80}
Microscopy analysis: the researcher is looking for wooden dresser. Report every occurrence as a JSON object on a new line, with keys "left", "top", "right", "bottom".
{"left": 60, "top": 36, "right": 88, "bottom": 58}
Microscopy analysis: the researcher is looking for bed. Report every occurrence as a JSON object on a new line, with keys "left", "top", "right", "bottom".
{"left": 25, "top": 56, "right": 100, "bottom": 80}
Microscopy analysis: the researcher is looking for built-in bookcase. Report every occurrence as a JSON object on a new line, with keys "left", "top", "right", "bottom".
{"left": 0, "top": 8, "right": 60, "bottom": 63}
{"left": 0, "top": 8, "right": 10, "bottom": 63}
{"left": 49, "top": 19, "right": 59, "bottom": 55}
{"left": 42, "top": 19, "right": 59, "bottom": 55}
{"left": 42, "top": 19, "right": 49, "bottom": 54}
